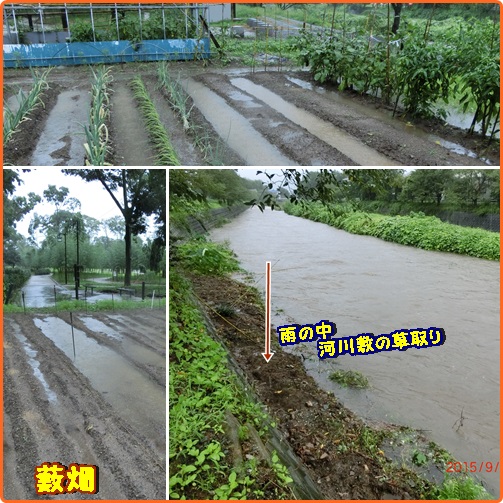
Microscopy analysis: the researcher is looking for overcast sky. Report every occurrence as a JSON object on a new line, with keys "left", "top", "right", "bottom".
{"left": 13, "top": 169, "right": 123, "bottom": 238}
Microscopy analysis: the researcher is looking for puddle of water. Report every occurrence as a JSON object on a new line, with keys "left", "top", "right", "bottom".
{"left": 11, "top": 323, "right": 57, "bottom": 403}
{"left": 285, "top": 75, "right": 493, "bottom": 163}
{"left": 82, "top": 314, "right": 165, "bottom": 368}
{"left": 79, "top": 316, "right": 122, "bottom": 340}
{"left": 228, "top": 90, "right": 262, "bottom": 109}
{"left": 33, "top": 316, "right": 165, "bottom": 446}
{"left": 285, "top": 76, "right": 314, "bottom": 91}
{"left": 22, "top": 274, "right": 71, "bottom": 308}
{"left": 30, "top": 89, "right": 89, "bottom": 165}
{"left": 231, "top": 77, "right": 398, "bottom": 166}
{"left": 182, "top": 78, "right": 294, "bottom": 166}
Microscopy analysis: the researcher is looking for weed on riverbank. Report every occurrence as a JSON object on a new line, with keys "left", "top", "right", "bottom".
{"left": 284, "top": 201, "right": 499, "bottom": 261}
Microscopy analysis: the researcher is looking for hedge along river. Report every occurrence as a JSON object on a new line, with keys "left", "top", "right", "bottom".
{"left": 209, "top": 207, "right": 500, "bottom": 496}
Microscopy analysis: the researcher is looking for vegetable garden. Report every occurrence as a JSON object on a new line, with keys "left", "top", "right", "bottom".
{"left": 3, "top": 3, "right": 500, "bottom": 166}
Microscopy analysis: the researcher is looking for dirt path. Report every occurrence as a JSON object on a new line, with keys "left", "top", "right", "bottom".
{"left": 109, "top": 82, "right": 157, "bottom": 166}
{"left": 3, "top": 309, "right": 165, "bottom": 500}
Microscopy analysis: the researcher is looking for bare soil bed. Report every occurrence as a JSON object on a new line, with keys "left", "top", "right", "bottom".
{"left": 3, "top": 309, "right": 166, "bottom": 500}
{"left": 3, "top": 63, "right": 498, "bottom": 166}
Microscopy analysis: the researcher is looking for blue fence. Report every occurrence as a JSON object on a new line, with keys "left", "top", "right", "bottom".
{"left": 3, "top": 38, "right": 210, "bottom": 67}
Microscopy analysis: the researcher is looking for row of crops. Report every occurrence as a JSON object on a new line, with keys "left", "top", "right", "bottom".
{"left": 3, "top": 64, "right": 225, "bottom": 166}
{"left": 290, "top": 13, "right": 499, "bottom": 139}
{"left": 3, "top": 68, "right": 51, "bottom": 148}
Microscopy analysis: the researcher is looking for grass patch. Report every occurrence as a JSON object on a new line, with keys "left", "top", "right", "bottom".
{"left": 169, "top": 269, "right": 293, "bottom": 499}
{"left": 176, "top": 236, "right": 240, "bottom": 276}
{"left": 329, "top": 369, "right": 369, "bottom": 388}
{"left": 4, "top": 297, "right": 165, "bottom": 314}
{"left": 436, "top": 475, "right": 493, "bottom": 499}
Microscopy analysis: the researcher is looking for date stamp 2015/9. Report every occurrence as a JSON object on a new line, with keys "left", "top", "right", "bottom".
{"left": 446, "top": 461, "right": 499, "bottom": 474}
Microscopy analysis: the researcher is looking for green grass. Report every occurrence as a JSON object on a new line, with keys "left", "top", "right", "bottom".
{"left": 176, "top": 236, "right": 241, "bottom": 276}
{"left": 329, "top": 369, "right": 369, "bottom": 388}
{"left": 170, "top": 269, "right": 293, "bottom": 499}
{"left": 4, "top": 297, "right": 165, "bottom": 314}
{"left": 436, "top": 476, "right": 493, "bottom": 499}
{"left": 3, "top": 68, "right": 51, "bottom": 146}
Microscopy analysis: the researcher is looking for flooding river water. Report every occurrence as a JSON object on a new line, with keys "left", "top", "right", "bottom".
{"left": 210, "top": 207, "right": 500, "bottom": 496}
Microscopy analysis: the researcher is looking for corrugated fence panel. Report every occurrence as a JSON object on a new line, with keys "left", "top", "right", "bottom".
{"left": 4, "top": 38, "right": 210, "bottom": 67}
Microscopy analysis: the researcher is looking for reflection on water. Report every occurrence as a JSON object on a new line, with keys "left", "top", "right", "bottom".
{"left": 210, "top": 208, "right": 500, "bottom": 496}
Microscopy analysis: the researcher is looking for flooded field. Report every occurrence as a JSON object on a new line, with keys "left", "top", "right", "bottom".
{"left": 209, "top": 208, "right": 500, "bottom": 496}
{"left": 3, "top": 64, "right": 498, "bottom": 166}
{"left": 3, "top": 309, "right": 166, "bottom": 499}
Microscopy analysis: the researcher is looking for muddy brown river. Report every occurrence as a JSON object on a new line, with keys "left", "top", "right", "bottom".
{"left": 210, "top": 207, "right": 500, "bottom": 496}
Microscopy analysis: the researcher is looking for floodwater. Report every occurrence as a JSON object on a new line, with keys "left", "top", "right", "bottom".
{"left": 30, "top": 89, "right": 89, "bottom": 165}
{"left": 182, "top": 78, "right": 294, "bottom": 165}
{"left": 33, "top": 316, "right": 165, "bottom": 450}
{"left": 21, "top": 274, "right": 70, "bottom": 308}
{"left": 20, "top": 274, "right": 139, "bottom": 307}
{"left": 231, "top": 77, "right": 398, "bottom": 166}
{"left": 210, "top": 208, "right": 500, "bottom": 496}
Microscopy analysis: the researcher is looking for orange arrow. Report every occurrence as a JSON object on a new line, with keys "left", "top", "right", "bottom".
{"left": 262, "top": 261, "right": 274, "bottom": 363}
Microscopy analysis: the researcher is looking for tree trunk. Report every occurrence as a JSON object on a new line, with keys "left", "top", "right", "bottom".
{"left": 124, "top": 223, "right": 132, "bottom": 286}
{"left": 391, "top": 3, "right": 402, "bottom": 35}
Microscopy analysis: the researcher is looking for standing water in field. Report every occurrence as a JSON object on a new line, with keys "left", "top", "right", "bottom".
{"left": 210, "top": 208, "right": 500, "bottom": 496}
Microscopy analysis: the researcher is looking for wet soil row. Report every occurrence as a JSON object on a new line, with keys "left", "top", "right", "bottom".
{"left": 3, "top": 310, "right": 166, "bottom": 499}
{"left": 3, "top": 64, "right": 497, "bottom": 166}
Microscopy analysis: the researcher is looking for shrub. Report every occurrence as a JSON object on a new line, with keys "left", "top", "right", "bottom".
{"left": 176, "top": 237, "right": 240, "bottom": 275}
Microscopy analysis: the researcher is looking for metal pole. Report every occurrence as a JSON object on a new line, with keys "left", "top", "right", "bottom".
{"left": 64, "top": 4, "right": 71, "bottom": 39}
{"left": 4, "top": 9, "right": 11, "bottom": 39}
{"left": 90, "top": 3, "right": 95, "bottom": 42}
{"left": 70, "top": 312, "right": 76, "bottom": 361}
{"left": 76, "top": 219, "right": 80, "bottom": 287}
{"left": 115, "top": 4, "right": 120, "bottom": 41}
{"left": 162, "top": 4, "right": 166, "bottom": 39}
{"left": 138, "top": 3, "right": 142, "bottom": 41}
{"left": 54, "top": 285, "right": 57, "bottom": 309}
{"left": 39, "top": 4, "right": 46, "bottom": 44}
{"left": 22, "top": 291, "right": 26, "bottom": 314}
{"left": 64, "top": 233, "right": 68, "bottom": 284}
{"left": 12, "top": 8, "right": 20, "bottom": 45}
{"left": 74, "top": 265, "right": 79, "bottom": 301}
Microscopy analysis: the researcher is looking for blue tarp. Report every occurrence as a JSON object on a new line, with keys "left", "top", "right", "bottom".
{"left": 3, "top": 38, "right": 210, "bottom": 67}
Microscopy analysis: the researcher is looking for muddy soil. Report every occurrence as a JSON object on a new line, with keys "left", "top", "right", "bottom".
{"left": 3, "top": 63, "right": 498, "bottom": 166}
{"left": 188, "top": 273, "right": 437, "bottom": 500}
{"left": 3, "top": 85, "right": 61, "bottom": 166}
{"left": 3, "top": 309, "right": 165, "bottom": 500}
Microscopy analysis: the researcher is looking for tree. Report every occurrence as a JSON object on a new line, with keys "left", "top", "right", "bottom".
{"left": 448, "top": 170, "right": 495, "bottom": 207}
{"left": 3, "top": 169, "right": 41, "bottom": 266}
{"left": 401, "top": 169, "right": 453, "bottom": 205}
{"left": 248, "top": 169, "right": 398, "bottom": 210}
{"left": 62, "top": 169, "right": 165, "bottom": 286}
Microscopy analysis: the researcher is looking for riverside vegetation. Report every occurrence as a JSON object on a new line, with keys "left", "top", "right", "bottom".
{"left": 284, "top": 201, "right": 499, "bottom": 261}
